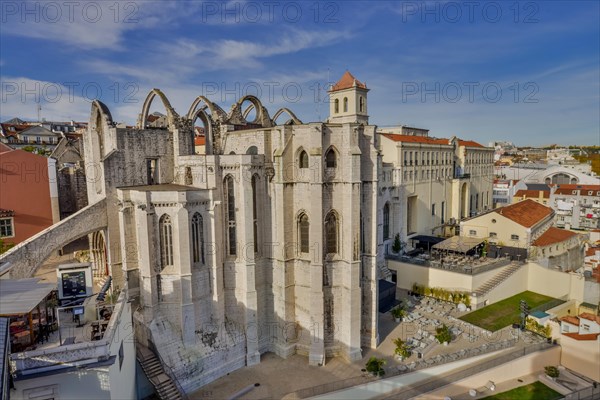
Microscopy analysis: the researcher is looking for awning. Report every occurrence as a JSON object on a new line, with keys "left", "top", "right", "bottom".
{"left": 0, "top": 278, "right": 55, "bottom": 315}
{"left": 432, "top": 236, "right": 484, "bottom": 253}
{"left": 410, "top": 235, "right": 446, "bottom": 244}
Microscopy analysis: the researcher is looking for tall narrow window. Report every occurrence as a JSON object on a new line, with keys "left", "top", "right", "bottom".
{"left": 359, "top": 96, "right": 364, "bottom": 112}
{"left": 147, "top": 159, "right": 158, "bottom": 185}
{"left": 224, "top": 175, "right": 237, "bottom": 256}
{"left": 159, "top": 214, "right": 173, "bottom": 269}
{"left": 441, "top": 201, "right": 445, "bottom": 224}
{"left": 252, "top": 175, "right": 259, "bottom": 253}
{"left": 325, "top": 211, "right": 338, "bottom": 254}
{"left": 325, "top": 149, "right": 337, "bottom": 168}
{"left": 191, "top": 213, "right": 205, "bottom": 265}
{"left": 299, "top": 213, "right": 309, "bottom": 253}
{"left": 383, "top": 203, "right": 390, "bottom": 240}
{"left": 299, "top": 150, "right": 309, "bottom": 168}
{"left": 343, "top": 97, "right": 348, "bottom": 112}
{"left": 334, "top": 99, "right": 339, "bottom": 114}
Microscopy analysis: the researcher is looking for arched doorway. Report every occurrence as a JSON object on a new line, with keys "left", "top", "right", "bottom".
{"left": 90, "top": 231, "right": 109, "bottom": 278}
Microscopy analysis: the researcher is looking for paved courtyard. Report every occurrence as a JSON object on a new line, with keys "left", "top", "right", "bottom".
{"left": 191, "top": 292, "right": 547, "bottom": 399}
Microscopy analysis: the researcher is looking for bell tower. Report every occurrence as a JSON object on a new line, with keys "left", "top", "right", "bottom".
{"left": 328, "top": 71, "right": 369, "bottom": 124}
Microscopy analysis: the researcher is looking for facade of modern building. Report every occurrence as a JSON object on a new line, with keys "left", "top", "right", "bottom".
{"left": 550, "top": 184, "right": 600, "bottom": 231}
{"left": 378, "top": 131, "right": 495, "bottom": 253}
{"left": 492, "top": 179, "right": 519, "bottom": 207}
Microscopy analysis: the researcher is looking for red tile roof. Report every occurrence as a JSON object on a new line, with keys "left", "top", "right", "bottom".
{"left": 0, "top": 208, "right": 14, "bottom": 217}
{"left": 458, "top": 140, "right": 485, "bottom": 148}
{"left": 579, "top": 313, "right": 600, "bottom": 324}
{"left": 381, "top": 134, "right": 450, "bottom": 145}
{"left": 561, "top": 315, "right": 580, "bottom": 325}
{"left": 494, "top": 199, "right": 553, "bottom": 228}
{"left": 0, "top": 143, "right": 14, "bottom": 154}
{"left": 586, "top": 247, "right": 600, "bottom": 257}
{"left": 514, "top": 190, "right": 550, "bottom": 199}
{"left": 533, "top": 227, "right": 577, "bottom": 247}
{"left": 330, "top": 71, "right": 367, "bottom": 91}
{"left": 194, "top": 136, "right": 206, "bottom": 146}
{"left": 563, "top": 333, "right": 600, "bottom": 341}
{"left": 554, "top": 184, "right": 600, "bottom": 195}
{"left": 381, "top": 133, "right": 485, "bottom": 148}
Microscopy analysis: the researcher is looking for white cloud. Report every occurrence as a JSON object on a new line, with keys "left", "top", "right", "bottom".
{"left": 1, "top": 77, "right": 95, "bottom": 122}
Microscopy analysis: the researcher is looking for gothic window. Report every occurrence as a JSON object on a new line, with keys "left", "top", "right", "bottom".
{"left": 325, "top": 148, "right": 337, "bottom": 168}
{"left": 334, "top": 98, "right": 339, "bottom": 114}
{"left": 252, "top": 175, "right": 259, "bottom": 253}
{"left": 299, "top": 150, "right": 309, "bottom": 168}
{"left": 383, "top": 203, "right": 390, "bottom": 240}
{"left": 325, "top": 211, "right": 338, "bottom": 255}
{"left": 343, "top": 97, "right": 348, "bottom": 112}
{"left": 224, "top": 175, "right": 237, "bottom": 256}
{"left": 298, "top": 213, "right": 310, "bottom": 253}
{"left": 191, "top": 213, "right": 205, "bottom": 265}
{"left": 159, "top": 214, "right": 173, "bottom": 269}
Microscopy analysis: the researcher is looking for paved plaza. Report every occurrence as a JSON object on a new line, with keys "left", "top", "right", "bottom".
{"left": 192, "top": 292, "right": 547, "bottom": 399}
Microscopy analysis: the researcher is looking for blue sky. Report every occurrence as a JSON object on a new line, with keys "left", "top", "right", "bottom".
{"left": 1, "top": 0, "right": 599, "bottom": 146}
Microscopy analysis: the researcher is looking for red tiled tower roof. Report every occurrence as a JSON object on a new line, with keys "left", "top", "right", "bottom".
{"left": 330, "top": 71, "right": 367, "bottom": 92}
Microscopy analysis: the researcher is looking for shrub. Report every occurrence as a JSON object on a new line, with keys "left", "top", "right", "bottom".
{"left": 545, "top": 366, "right": 560, "bottom": 378}
{"left": 392, "top": 233, "right": 402, "bottom": 253}
{"left": 365, "top": 356, "right": 386, "bottom": 376}
{"left": 435, "top": 324, "right": 452, "bottom": 344}
{"left": 393, "top": 338, "right": 411, "bottom": 358}
{"left": 391, "top": 307, "right": 406, "bottom": 319}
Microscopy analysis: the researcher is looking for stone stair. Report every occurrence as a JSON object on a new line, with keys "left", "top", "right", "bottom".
{"left": 474, "top": 262, "right": 523, "bottom": 297}
{"left": 379, "top": 262, "right": 393, "bottom": 280}
{"left": 137, "top": 345, "right": 184, "bottom": 400}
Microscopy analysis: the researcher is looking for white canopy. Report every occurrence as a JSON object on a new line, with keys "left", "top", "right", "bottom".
{"left": 0, "top": 278, "right": 55, "bottom": 315}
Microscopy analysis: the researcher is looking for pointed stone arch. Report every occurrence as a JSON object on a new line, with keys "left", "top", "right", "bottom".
{"left": 138, "top": 88, "right": 179, "bottom": 129}
{"left": 187, "top": 95, "right": 227, "bottom": 122}
{"left": 272, "top": 107, "right": 302, "bottom": 125}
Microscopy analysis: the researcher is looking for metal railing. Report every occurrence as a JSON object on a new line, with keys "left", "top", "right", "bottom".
{"left": 289, "top": 341, "right": 554, "bottom": 399}
{"left": 146, "top": 340, "right": 189, "bottom": 400}
{"left": 386, "top": 253, "right": 515, "bottom": 276}
{"left": 561, "top": 385, "right": 600, "bottom": 399}
{"left": 382, "top": 342, "right": 556, "bottom": 399}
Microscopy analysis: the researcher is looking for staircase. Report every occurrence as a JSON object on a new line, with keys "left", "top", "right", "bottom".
{"left": 379, "top": 262, "right": 393, "bottom": 280}
{"left": 474, "top": 262, "right": 523, "bottom": 297}
{"left": 137, "top": 345, "right": 185, "bottom": 400}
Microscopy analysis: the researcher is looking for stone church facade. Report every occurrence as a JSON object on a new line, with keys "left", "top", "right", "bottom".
{"left": 84, "top": 73, "right": 380, "bottom": 390}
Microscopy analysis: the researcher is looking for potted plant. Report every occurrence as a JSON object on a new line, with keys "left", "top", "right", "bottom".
{"left": 435, "top": 324, "right": 452, "bottom": 345}
{"left": 545, "top": 366, "right": 559, "bottom": 381}
{"left": 393, "top": 338, "right": 411, "bottom": 361}
{"left": 365, "top": 356, "right": 386, "bottom": 377}
{"left": 391, "top": 306, "right": 406, "bottom": 323}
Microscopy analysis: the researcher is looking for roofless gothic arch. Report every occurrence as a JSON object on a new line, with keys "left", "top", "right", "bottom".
{"left": 272, "top": 107, "right": 303, "bottom": 125}
{"left": 228, "top": 95, "right": 272, "bottom": 127}
{"left": 138, "top": 89, "right": 180, "bottom": 129}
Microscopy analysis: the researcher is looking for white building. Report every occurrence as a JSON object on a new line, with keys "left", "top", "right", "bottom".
{"left": 550, "top": 184, "right": 600, "bottom": 231}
